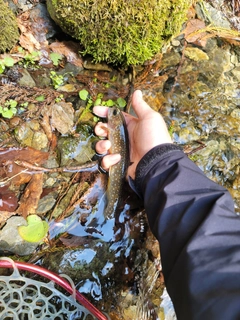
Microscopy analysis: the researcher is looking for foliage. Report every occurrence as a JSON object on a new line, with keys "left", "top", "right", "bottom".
{"left": 0, "top": 99, "right": 18, "bottom": 119}
{"left": 18, "top": 50, "right": 41, "bottom": 68}
{"left": 18, "top": 214, "right": 49, "bottom": 243}
{"left": 47, "top": 0, "right": 191, "bottom": 65}
{"left": 0, "top": 0, "right": 19, "bottom": 52}
{"left": 78, "top": 89, "right": 126, "bottom": 121}
{"left": 50, "top": 52, "right": 63, "bottom": 66}
{"left": 50, "top": 71, "right": 65, "bottom": 89}
{"left": 0, "top": 56, "right": 14, "bottom": 74}
{"left": 35, "top": 95, "right": 45, "bottom": 102}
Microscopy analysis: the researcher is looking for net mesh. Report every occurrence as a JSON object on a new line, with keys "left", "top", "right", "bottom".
{"left": 0, "top": 258, "right": 97, "bottom": 320}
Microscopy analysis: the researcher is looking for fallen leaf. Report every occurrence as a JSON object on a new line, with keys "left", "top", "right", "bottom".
{"left": 0, "top": 147, "right": 48, "bottom": 186}
{"left": 59, "top": 234, "right": 92, "bottom": 247}
{"left": 18, "top": 214, "right": 49, "bottom": 243}
{"left": 17, "top": 12, "right": 41, "bottom": 52}
{"left": 51, "top": 101, "right": 74, "bottom": 134}
{"left": 17, "top": 173, "right": 43, "bottom": 219}
{"left": 0, "top": 186, "right": 18, "bottom": 212}
{"left": 183, "top": 19, "right": 208, "bottom": 47}
{"left": 49, "top": 41, "right": 83, "bottom": 67}
{"left": 40, "top": 113, "right": 53, "bottom": 142}
{"left": 57, "top": 84, "right": 77, "bottom": 92}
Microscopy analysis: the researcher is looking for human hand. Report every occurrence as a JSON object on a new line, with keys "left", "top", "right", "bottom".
{"left": 94, "top": 90, "right": 172, "bottom": 179}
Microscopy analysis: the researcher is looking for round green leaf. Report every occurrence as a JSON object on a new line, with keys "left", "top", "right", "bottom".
{"left": 3, "top": 57, "right": 14, "bottom": 67}
{"left": 0, "top": 63, "right": 5, "bottom": 74}
{"left": 1, "top": 108, "right": 14, "bottom": 119}
{"left": 18, "top": 215, "right": 49, "bottom": 243}
{"left": 50, "top": 52, "right": 63, "bottom": 66}
{"left": 79, "top": 89, "right": 89, "bottom": 101}
{"left": 94, "top": 98, "right": 102, "bottom": 106}
{"left": 116, "top": 97, "right": 126, "bottom": 108}
{"left": 105, "top": 99, "right": 115, "bottom": 107}
{"left": 35, "top": 95, "right": 45, "bottom": 102}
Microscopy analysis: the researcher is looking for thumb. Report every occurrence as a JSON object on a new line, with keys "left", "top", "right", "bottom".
{"left": 131, "top": 90, "right": 154, "bottom": 119}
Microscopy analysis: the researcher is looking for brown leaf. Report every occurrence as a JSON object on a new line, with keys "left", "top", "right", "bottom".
{"left": 17, "top": 173, "right": 43, "bottom": 219}
{"left": 0, "top": 186, "right": 18, "bottom": 212}
{"left": 40, "top": 113, "right": 53, "bottom": 142}
{"left": 59, "top": 234, "right": 92, "bottom": 247}
{"left": 17, "top": 13, "right": 41, "bottom": 52}
{"left": 49, "top": 41, "right": 83, "bottom": 67}
{"left": 0, "top": 147, "right": 48, "bottom": 186}
{"left": 51, "top": 101, "right": 74, "bottom": 134}
{"left": 183, "top": 19, "right": 208, "bottom": 47}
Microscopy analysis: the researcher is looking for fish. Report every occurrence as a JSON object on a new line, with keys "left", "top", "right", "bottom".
{"left": 104, "top": 106, "right": 129, "bottom": 219}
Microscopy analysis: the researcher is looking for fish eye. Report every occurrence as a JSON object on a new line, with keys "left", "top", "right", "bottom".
{"left": 113, "top": 108, "right": 118, "bottom": 116}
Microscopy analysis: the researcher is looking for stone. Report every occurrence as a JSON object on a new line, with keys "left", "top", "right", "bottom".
{"left": 0, "top": 216, "right": 39, "bottom": 256}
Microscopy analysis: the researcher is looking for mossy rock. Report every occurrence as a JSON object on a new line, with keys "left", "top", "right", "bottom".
{"left": 47, "top": 0, "right": 191, "bottom": 65}
{"left": 0, "top": 0, "right": 19, "bottom": 52}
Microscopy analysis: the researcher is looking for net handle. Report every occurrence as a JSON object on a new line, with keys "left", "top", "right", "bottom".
{"left": 0, "top": 258, "right": 109, "bottom": 320}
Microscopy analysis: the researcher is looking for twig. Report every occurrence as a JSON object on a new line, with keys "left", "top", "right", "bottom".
{"left": 4, "top": 160, "right": 99, "bottom": 173}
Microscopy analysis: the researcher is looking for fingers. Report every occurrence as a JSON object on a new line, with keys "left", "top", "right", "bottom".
{"left": 95, "top": 139, "right": 121, "bottom": 171}
{"left": 96, "top": 139, "right": 111, "bottom": 154}
{"left": 93, "top": 106, "right": 108, "bottom": 117}
{"left": 94, "top": 122, "right": 108, "bottom": 137}
{"left": 100, "top": 154, "right": 121, "bottom": 171}
{"left": 131, "top": 90, "right": 155, "bottom": 119}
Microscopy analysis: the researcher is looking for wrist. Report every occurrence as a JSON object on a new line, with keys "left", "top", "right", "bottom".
{"left": 133, "top": 143, "right": 183, "bottom": 198}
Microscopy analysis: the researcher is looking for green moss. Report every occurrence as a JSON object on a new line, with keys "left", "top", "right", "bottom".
{"left": 0, "top": 0, "right": 19, "bottom": 52}
{"left": 47, "top": 0, "right": 191, "bottom": 65}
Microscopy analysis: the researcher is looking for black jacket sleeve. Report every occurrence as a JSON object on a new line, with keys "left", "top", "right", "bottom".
{"left": 134, "top": 143, "right": 240, "bottom": 320}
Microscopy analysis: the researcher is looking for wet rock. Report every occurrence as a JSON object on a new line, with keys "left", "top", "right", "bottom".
{"left": 57, "top": 133, "right": 97, "bottom": 166}
{"left": 29, "top": 3, "right": 60, "bottom": 42}
{"left": 18, "top": 69, "right": 36, "bottom": 87}
{"left": 36, "top": 194, "right": 57, "bottom": 214}
{"left": 83, "top": 58, "right": 112, "bottom": 72}
{"left": 184, "top": 47, "right": 209, "bottom": 61}
{"left": 161, "top": 51, "right": 181, "bottom": 70}
{"left": 11, "top": 0, "right": 33, "bottom": 12}
{"left": 31, "top": 131, "right": 49, "bottom": 150}
{"left": 0, "top": 216, "right": 38, "bottom": 256}
{"left": 14, "top": 120, "right": 48, "bottom": 149}
{"left": 50, "top": 101, "right": 74, "bottom": 135}
{"left": 29, "top": 69, "right": 51, "bottom": 88}
{"left": 196, "top": 1, "right": 231, "bottom": 29}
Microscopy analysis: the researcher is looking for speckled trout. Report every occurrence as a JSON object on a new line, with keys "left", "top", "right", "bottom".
{"left": 104, "top": 107, "right": 129, "bottom": 219}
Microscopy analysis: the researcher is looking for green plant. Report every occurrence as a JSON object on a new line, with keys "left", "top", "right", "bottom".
{"left": 50, "top": 52, "right": 63, "bottom": 66}
{"left": 0, "top": 56, "right": 14, "bottom": 74}
{"left": 78, "top": 89, "right": 127, "bottom": 121}
{"left": 18, "top": 214, "right": 49, "bottom": 243}
{"left": 47, "top": 0, "right": 191, "bottom": 65}
{"left": 35, "top": 95, "right": 45, "bottom": 102}
{"left": 55, "top": 94, "right": 64, "bottom": 102}
{"left": 0, "top": 0, "right": 19, "bottom": 52}
{"left": 50, "top": 71, "right": 65, "bottom": 89}
{"left": 18, "top": 50, "right": 41, "bottom": 68}
{"left": 0, "top": 99, "right": 18, "bottom": 119}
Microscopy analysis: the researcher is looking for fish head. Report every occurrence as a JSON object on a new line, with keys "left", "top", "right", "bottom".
{"left": 107, "top": 107, "right": 125, "bottom": 130}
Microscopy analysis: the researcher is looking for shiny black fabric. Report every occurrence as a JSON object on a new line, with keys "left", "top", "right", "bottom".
{"left": 134, "top": 144, "right": 240, "bottom": 320}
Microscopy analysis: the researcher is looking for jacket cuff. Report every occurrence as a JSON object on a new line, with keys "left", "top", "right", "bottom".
{"left": 130, "top": 143, "right": 183, "bottom": 198}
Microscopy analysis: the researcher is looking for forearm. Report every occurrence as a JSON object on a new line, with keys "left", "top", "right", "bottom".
{"left": 135, "top": 144, "right": 240, "bottom": 319}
